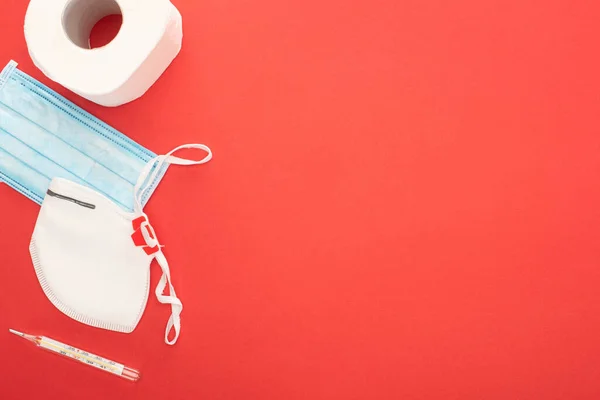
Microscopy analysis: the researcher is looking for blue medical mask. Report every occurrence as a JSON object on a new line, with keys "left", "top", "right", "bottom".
{"left": 0, "top": 60, "right": 166, "bottom": 211}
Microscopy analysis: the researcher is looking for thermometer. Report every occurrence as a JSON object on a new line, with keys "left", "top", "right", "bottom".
{"left": 9, "top": 329, "right": 140, "bottom": 381}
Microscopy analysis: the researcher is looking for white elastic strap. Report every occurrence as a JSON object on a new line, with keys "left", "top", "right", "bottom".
{"left": 132, "top": 144, "right": 212, "bottom": 345}
{"left": 134, "top": 144, "right": 212, "bottom": 214}
{"left": 155, "top": 252, "right": 182, "bottom": 345}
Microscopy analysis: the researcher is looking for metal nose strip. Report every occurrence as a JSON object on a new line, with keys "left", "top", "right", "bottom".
{"left": 46, "top": 189, "right": 96, "bottom": 209}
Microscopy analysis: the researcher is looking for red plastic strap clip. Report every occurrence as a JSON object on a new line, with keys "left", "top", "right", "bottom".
{"left": 131, "top": 216, "right": 159, "bottom": 255}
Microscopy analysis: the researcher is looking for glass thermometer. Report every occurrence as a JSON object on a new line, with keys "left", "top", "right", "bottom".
{"left": 9, "top": 329, "right": 140, "bottom": 381}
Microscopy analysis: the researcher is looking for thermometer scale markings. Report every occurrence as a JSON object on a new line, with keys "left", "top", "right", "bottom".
{"left": 39, "top": 337, "right": 124, "bottom": 375}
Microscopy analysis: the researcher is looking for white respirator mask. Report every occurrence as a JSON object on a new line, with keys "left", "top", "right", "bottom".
{"left": 29, "top": 144, "right": 212, "bottom": 345}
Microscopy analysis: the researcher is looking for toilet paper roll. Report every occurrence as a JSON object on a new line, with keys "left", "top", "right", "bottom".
{"left": 24, "top": 0, "right": 183, "bottom": 107}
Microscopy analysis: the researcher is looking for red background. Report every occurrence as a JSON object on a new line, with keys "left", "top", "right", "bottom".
{"left": 1, "top": 0, "right": 600, "bottom": 398}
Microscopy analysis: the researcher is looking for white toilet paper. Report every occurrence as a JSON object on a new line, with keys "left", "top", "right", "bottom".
{"left": 24, "top": 0, "right": 183, "bottom": 107}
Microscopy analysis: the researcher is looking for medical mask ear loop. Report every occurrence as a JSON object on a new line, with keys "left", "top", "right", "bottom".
{"left": 132, "top": 144, "right": 212, "bottom": 345}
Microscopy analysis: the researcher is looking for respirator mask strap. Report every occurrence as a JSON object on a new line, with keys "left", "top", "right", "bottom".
{"left": 133, "top": 144, "right": 212, "bottom": 344}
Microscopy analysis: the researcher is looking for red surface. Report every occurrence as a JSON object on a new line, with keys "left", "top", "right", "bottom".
{"left": 1, "top": 1, "right": 600, "bottom": 399}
